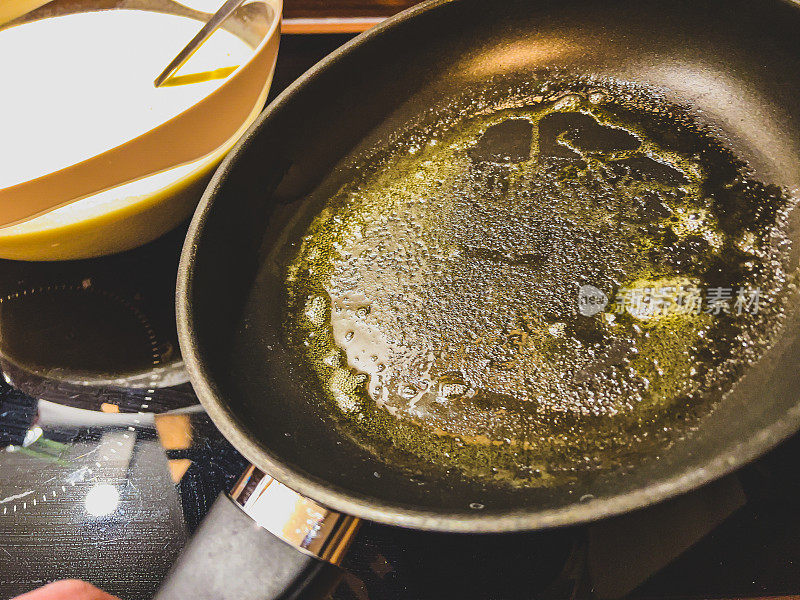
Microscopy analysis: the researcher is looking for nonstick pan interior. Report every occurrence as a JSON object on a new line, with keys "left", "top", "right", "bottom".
{"left": 179, "top": 0, "right": 800, "bottom": 531}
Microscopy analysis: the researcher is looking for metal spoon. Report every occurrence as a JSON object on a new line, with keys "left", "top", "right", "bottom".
{"left": 154, "top": 0, "right": 248, "bottom": 87}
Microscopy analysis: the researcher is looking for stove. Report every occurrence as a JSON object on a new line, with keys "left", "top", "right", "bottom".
{"left": 2, "top": 33, "right": 800, "bottom": 600}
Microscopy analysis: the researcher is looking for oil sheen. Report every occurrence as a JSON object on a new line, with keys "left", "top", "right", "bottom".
{"left": 284, "top": 79, "right": 793, "bottom": 485}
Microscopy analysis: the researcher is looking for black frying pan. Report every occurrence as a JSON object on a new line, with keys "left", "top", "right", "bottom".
{"left": 156, "top": 0, "right": 800, "bottom": 597}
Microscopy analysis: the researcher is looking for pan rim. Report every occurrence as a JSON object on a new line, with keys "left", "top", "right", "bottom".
{"left": 177, "top": 0, "right": 800, "bottom": 532}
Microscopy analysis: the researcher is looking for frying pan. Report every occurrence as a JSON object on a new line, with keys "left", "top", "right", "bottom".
{"left": 156, "top": 0, "right": 800, "bottom": 597}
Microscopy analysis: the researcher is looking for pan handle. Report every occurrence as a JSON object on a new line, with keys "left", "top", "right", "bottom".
{"left": 154, "top": 465, "right": 360, "bottom": 600}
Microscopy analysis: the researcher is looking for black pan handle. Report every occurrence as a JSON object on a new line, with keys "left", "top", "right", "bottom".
{"left": 154, "top": 466, "right": 360, "bottom": 600}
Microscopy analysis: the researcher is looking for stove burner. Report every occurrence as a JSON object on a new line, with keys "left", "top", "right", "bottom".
{"left": 0, "top": 280, "right": 164, "bottom": 381}
{"left": 0, "top": 227, "right": 188, "bottom": 399}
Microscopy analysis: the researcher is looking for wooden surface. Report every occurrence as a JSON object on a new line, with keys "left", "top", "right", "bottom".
{"left": 284, "top": 0, "right": 421, "bottom": 19}
{"left": 282, "top": 0, "right": 424, "bottom": 33}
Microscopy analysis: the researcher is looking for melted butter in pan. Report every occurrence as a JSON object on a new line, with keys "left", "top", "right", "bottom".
{"left": 285, "top": 83, "right": 793, "bottom": 484}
